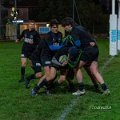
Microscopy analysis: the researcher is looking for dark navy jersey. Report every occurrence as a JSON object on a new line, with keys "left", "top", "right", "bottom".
{"left": 45, "top": 31, "right": 63, "bottom": 51}
{"left": 18, "top": 29, "right": 40, "bottom": 45}
{"left": 19, "top": 29, "right": 41, "bottom": 58}
{"left": 30, "top": 40, "right": 46, "bottom": 61}
{"left": 66, "top": 25, "right": 95, "bottom": 48}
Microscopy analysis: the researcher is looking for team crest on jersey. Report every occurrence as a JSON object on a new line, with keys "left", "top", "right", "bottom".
{"left": 30, "top": 35, "right": 33, "bottom": 39}
{"left": 21, "top": 54, "right": 25, "bottom": 57}
{"left": 36, "top": 63, "right": 41, "bottom": 66}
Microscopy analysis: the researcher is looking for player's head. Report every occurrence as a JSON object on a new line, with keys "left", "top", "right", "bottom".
{"left": 62, "top": 17, "right": 76, "bottom": 32}
{"left": 50, "top": 19, "right": 59, "bottom": 33}
{"left": 28, "top": 20, "right": 35, "bottom": 31}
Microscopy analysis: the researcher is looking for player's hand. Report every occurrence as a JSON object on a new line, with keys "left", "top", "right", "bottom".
{"left": 15, "top": 39, "right": 19, "bottom": 43}
{"left": 90, "top": 42, "right": 95, "bottom": 46}
{"left": 29, "top": 40, "right": 33, "bottom": 44}
{"left": 61, "top": 61, "right": 67, "bottom": 66}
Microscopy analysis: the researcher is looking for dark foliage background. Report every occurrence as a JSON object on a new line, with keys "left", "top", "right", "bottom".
{"left": 2, "top": 0, "right": 117, "bottom": 33}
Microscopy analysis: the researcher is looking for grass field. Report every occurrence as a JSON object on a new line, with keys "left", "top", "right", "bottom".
{"left": 0, "top": 40, "right": 120, "bottom": 120}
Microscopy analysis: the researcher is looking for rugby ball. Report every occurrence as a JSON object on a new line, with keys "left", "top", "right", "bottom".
{"left": 59, "top": 55, "right": 67, "bottom": 64}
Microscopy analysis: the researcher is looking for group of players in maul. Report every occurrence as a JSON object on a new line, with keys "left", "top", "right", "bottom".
{"left": 16, "top": 17, "right": 110, "bottom": 96}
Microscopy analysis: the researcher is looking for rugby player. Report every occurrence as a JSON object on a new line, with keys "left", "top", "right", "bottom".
{"left": 30, "top": 36, "right": 79, "bottom": 96}
{"left": 25, "top": 40, "right": 46, "bottom": 88}
{"left": 29, "top": 19, "right": 63, "bottom": 95}
{"left": 16, "top": 21, "right": 40, "bottom": 82}
{"left": 62, "top": 17, "right": 110, "bottom": 96}
{"left": 40, "top": 19, "right": 62, "bottom": 68}
{"left": 37, "top": 19, "right": 63, "bottom": 90}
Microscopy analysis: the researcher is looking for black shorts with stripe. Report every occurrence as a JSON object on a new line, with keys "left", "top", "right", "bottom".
{"left": 21, "top": 44, "right": 36, "bottom": 59}
{"left": 32, "top": 60, "right": 42, "bottom": 73}
{"left": 80, "top": 45, "right": 99, "bottom": 63}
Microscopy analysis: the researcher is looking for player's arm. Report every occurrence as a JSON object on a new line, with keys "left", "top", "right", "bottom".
{"left": 16, "top": 30, "right": 25, "bottom": 43}
{"left": 52, "top": 57, "right": 62, "bottom": 66}
{"left": 59, "top": 32, "right": 63, "bottom": 44}
{"left": 52, "top": 47, "right": 64, "bottom": 67}
{"left": 78, "top": 28, "right": 96, "bottom": 47}
{"left": 52, "top": 47, "right": 68, "bottom": 67}
{"left": 34, "top": 32, "right": 41, "bottom": 45}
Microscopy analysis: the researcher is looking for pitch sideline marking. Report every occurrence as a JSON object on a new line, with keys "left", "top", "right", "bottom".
{"left": 57, "top": 56, "right": 114, "bottom": 120}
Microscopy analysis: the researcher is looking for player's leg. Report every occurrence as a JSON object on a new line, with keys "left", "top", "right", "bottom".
{"left": 89, "top": 61, "right": 110, "bottom": 95}
{"left": 19, "top": 57, "right": 27, "bottom": 82}
{"left": 53, "top": 65, "right": 71, "bottom": 91}
{"left": 54, "top": 75, "right": 66, "bottom": 86}
{"left": 54, "top": 66, "right": 67, "bottom": 85}
{"left": 72, "top": 48, "right": 97, "bottom": 95}
{"left": 31, "top": 55, "right": 52, "bottom": 92}
{"left": 19, "top": 45, "right": 30, "bottom": 82}
{"left": 66, "top": 68, "right": 75, "bottom": 92}
{"left": 84, "top": 65, "right": 99, "bottom": 91}
{"left": 72, "top": 60, "right": 86, "bottom": 96}
{"left": 29, "top": 59, "right": 33, "bottom": 68}
{"left": 36, "top": 55, "right": 56, "bottom": 86}
{"left": 25, "top": 60, "right": 42, "bottom": 88}
{"left": 31, "top": 67, "right": 56, "bottom": 96}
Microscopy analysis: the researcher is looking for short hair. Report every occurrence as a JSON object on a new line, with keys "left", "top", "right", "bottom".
{"left": 62, "top": 17, "right": 76, "bottom": 27}
{"left": 50, "top": 19, "right": 59, "bottom": 27}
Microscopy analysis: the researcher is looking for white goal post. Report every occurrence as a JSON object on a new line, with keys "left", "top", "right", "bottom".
{"left": 109, "top": 0, "right": 118, "bottom": 56}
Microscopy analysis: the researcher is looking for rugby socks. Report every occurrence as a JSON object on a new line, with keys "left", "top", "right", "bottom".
{"left": 21, "top": 66, "right": 25, "bottom": 79}
{"left": 101, "top": 83, "right": 107, "bottom": 91}
{"left": 94, "top": 84, "right": 99, "bottom": 90}
{"left": 78, "top": 82, "right": 84, "bottom": 91}
{"left": 25, "top": 74, "right": 36, "bottom": 88}
{"left": 54, "top": 80, "right": 61, "bottom": 86}
{"left": 67, "top": 80, "right": 75, "bottom": 92}
{"left": 34, "top": 78, "right": 48, "bottom": 91}
{"left": 27, "top": 74, "right": 36, "bottom": 81}
{"left": 46, "top": 83, "right": 52, "bottom": 91}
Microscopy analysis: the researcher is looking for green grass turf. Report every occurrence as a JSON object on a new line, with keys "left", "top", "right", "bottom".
{"left": 0, "top": 40, "right": 119, "bottom": 120}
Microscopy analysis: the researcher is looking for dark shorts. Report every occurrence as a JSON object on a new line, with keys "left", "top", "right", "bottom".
{"left": 41, "top": 56, "right": 52, "bottom": 67}
{"left": 32, "top": 60, "right": 42, "bottom": 73}
{"left": 59, "top": 66, "right": 74, "bottom": 80}
{"left": 40, "top": 42, "right": 53, "bottom": 67}
{"left": 21, "top": 45, "right": 36, "bottom": 59}
{"left": 66, "top": 68, "right": 74, "bottom": 80}
{"left": 80, "top": 46, "right": 99, "bottom": 63}
{"left": 59, "top": 65, "right": 68, "bottom": 75}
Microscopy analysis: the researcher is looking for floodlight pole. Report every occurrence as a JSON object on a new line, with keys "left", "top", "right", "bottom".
{"left": 14, "top": 0, "right": 17, "bottom": 40}
{"left": 14, "top": 0, "right": 17, "bottom": 9}
{"left": 14, "top": 0, "right": 17, "bottom": 20}
{"left": 73, "top": 0, "right": 75, "bottom": 21}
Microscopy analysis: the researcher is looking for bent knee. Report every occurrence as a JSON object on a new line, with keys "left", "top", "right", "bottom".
{"left": 22, "top": 63, "right": 26, "bottom": 67}
{"left": 21, "top": 60, "right": 26, "bottom": 65}
{"left": 36, "top": 72, "right": 42, "bottom": 78}
{"left": 59, "top": 76, "right": 66, "bottom": 83}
